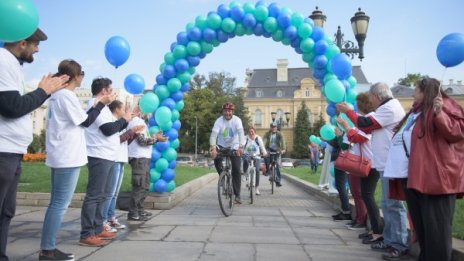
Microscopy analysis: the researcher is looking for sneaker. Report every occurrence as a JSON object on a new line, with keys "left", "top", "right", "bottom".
{"left": 255, "top": 188, "right": 260, "bottom": 195}
{"left": 103, "top": 222, "right": 118, "bottom": 233}
{"left": 234, "top": 197, "right": 242, "bottom": 204}
{"left": 79, "top": 236, "right": 107, "bottom": 247}
{"left": 358, "top": 231, "right": 371, "bottom": 239}
{"left": 109, "top": 219, "right": 126, "bottom": 229}
{"left": 344, "top": 220, "right": 356, "bottom": 227}
{"left": 333, "top": 213, "right": 351, "bottom": 221}
{"left": 276, "top": 182, "right": 282, "bottom": 187}
{"left": 362, "top": 235, "right": 383, "bottom": 244}
{"left": 39, "top": 249, "right": 74, "bottom": 261}
{"left": 382, "top": 248, "right": 409, "bottom": 260}
{"left": 128, "top": 215, "right": 148, "bottom": 221}
{"left": 371, "top": 240, "right": 391, "bottom": 252}
{"left": 139, "top": 211, "right": 153, "bottom": 217}
{"left": 348, "top": 223, "right": 366, "bottom": 230}
{"left": 96, "top": 230, "right": 117, "bottom": 240}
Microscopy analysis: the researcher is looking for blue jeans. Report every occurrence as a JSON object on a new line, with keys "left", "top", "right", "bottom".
{"left": 40, "top": 167, "right": 80, "bottom": 250}
{"left": 103, "top": 162, "right": 124, "bottom": 221}
{"left": 380, "top": 171, "right": 409, "bottom": 251}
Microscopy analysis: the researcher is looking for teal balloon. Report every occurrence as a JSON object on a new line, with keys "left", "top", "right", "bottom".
{"left": 302, "top": 52, "right": 315, "bottom": 63}
{"left": 175, "top": 100, "right": 185, "bottom": 111}
{"left": 221, "top": 18, "right": 236, "bottom": 33}
{"left": 170, "top": 138, "right": 180, "bottom": 149}
{"left": 300, "top": 38, "right": 315, "bottom": 53}
{"left": 281, "top": 7, "right": 293, "bottom": 15}
{"left": 159, "top": 121, "right": 173, "bottom": 131}
{"left": 171, "top": 109, "right": 180, "bottom": 121}
{"left": 330, "top": 165, "right": 335, "bottom": 177}
{"left": 291, "top": 13, "right": 305, "bottom": 27}
{"left": 243, "top": 2, "right": 255, "bottom": 13}
{"left": 149, "top": 126, "right": 160, "bottom": 136}
{"left": 315, "top": 137, "right": 322, "bottom": 145}
{"left": 155, "top": 106, "right": 172, "bottom": 125}
{"left": 139, "top": 92, "right": 160, "bottom": 114}
{"left": 212, "top": 40, "right": 220, "bottom": 47}
{"left": 162, "top": 148, "right": 178, "bottom": 162}
{"left": 155, "top": 85, "right": 170, "bottom": 101}
{"left": 164, "top": 52, "right": 175, "bottom": 65}
{"left": 320, "top": 124, "right": 336, "bottom": 141}
{"left": 185, "top": 22, "right": 195, "bottom": 31}
{"left": 297, "top": 23, "right": 312, "bottom": 39}
{"left": 177, "top": 72, "right": 191, "bottom": 84}
{"left": 167, "top": 78, "right": 182, "bottom": 92}
{"left": 207, "top": 13, "right": 222, "bottom": 30}
{"left": 201, "top": 41, "right": 213, "bottom": 54}
{"left": 149, "top": 182, "right": 155, "bottom": 192}
{"left": 195, "top": 15, "right": 208, "bottom": 29}
{"left": 326, "top": 45, "right": 341, "bottom": 60}
{"left": 346, "top": 89, "right": 358, "bottom": 104}
{"left": 272, "top": 30, "right": 284, "bottom": 42}
{"left": 166, "top": 180, "right": 176, "bottom": 192}
{"left": 187, "top": 41, "right": 201, "bottom": 56}
{"left": 337, "top": 113, "right": 355, "bottom": 131}
{"left": 159, "top": 63, "right": 166, "bottom": 73}
{"left": 173, "top": 45, "right": 187, "bottom": 59}
{"left": 348, "top": 76, "right": 357, "bottom": 89}
{"left": 234, "top": 24, "right": 246, "bottom": 36}
{"left": 229, "top": 1, "right": 241, "bottom": 8}
{"left": 188, "top": 67, "right": 196, "bottom": 75}
{"left": 150, "top": 169, "right": 162, "bottom": 182}
{"left": 155, "top": 158, "right": 169, "bottom": 172}
{"left": 323, "top": 73, "right": 337, "bottom": 83}
{"left": 309, "top": 135, "right": 317, "bottom": 143}
{"left": 263, "top": 17, "right": 278, "bottom": 33}
{"left": 0, "top": 0, "right": 39, "bottom": 42}
{"left": 325, "top": 79, "right": 345, "bottom": 103}
{"left": 254, "top": 5, "right": 269, "bottom": 21}
{"left": 282, "top": 38, "right": 291, "bottom": 46}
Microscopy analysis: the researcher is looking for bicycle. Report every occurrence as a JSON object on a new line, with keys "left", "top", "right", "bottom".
{"left": 243, "top": 155, "right": 257, "bottom": 204}
{"left": 268, "top": 151, "right": 280, "bottom": 194}
{"left": 216, "top": 147, "right": 236, "bottom": 217}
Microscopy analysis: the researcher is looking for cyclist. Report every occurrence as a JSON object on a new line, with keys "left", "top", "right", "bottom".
{"left": 263, "top": 122, "right": 286, "bottom": 187}
{"left": 210, "top": 102, "right": 245, "bottom": 204}
{"left": 242, "top": 127, "right": 267, "bottom": 195}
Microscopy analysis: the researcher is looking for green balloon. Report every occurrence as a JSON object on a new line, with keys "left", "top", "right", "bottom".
{"left": 263, "top": 17, "right": 278, "bottom": 33}
{"left": 159, "top": 63, "right": 166, "bottom": 73}
{"left": 229, "top": 1, "right": 241, "bottom": 8}
{"left": 155, "top": 85, "right": 170, "bottom": 101}
{"left": 337, "top": 113, "right": 355, "bottom": 131}
{"left": 300, "top": 38, "right": 315, "bottom": 53}
{"left": 309, "top": 135, "right": 317, "bottom": 143}
{"left": 291, "top": 13, "right": 305, "bottom": 27}
{"left": 234, "top": 24, "right": 246, "bottom": 36}
{"left": 187, "top": 41, "right": 201, "bottom": 56}
{"left": 159, "top": 121, "right": 173, "bottom": 131}
{"left": 155, "top": 106, "right": 172, "bottom": 125}
{"left": 281, "top": 7, "right": 293, "bottom": 15}
{"left": 162, "top": 148, "right": 178, "bottom": 162}
{"left": 171, "top": 109, "right": 180, "bottom": 121}
{"left": 315, "top": 137, "right": 322, "bottom": 145}
{"left": 188, "top": 67, "right": 196, "bottom": 75}
{"left": 326, "top": 60, "right": 333, "bottom": 73}
{"left": 323, "top": 73, "right": 337, "bottom": 83}
{"left": 298, "top": 23, "right": 313, "bottom": 39}
{"left": 173, "top": 45, "right": 187, "bottom": 59}
{"left": 175, "top": 100, "right": 185, "bottom": 111}
{"left": 282, "top": 38, "right": 291, "bottom": 46}
{"left": 245, "top": 28, "right": 254, "bottom": 36}
{"left": 185, "top": 22, "right": 195, "bottom": 31}
{"left": 201, "top": 41, "right": 213, "bottom": 54}
{"left": 155, "top": 158, "right": 169, "bottom": 172}
{"left": 346, "top": 89, "right": 358, "bottom": 104}
{"left": 207, "top": 13, "right": 222, "bottom": 30}
{"left": 348, "top": 76, "right": 357, "bottom": 89}
{"left": 325, "top": 79, "right": 346, "bottom": 103}
{"left": 170, "top": 139, "right": 180, "bottom": 149}
{"left": 254, "top": 5, "right": 269, "bottom": 21}
{"left": 139, "top": 92, "right": 160, "bottom": 114}
{"left": 302, "top": 52, "right": 315, "bottom": 63}
{"left": 0, "top": 0, "right": 39, "bottom": 42}
{"left": 150, "top": 169, "right": 161, "bottom": 183}
{"left": 320, "top": 124, "right": 336, "bottom": 141}
{"left": 243, "top": 2, "right": 255, "bottom": 13}
{"left": 166, "top": 180, "right": 176, "bottom": 192}
{"left": 195, "top": 15, "right": 207, "bottom": 29}
{"left": 177, "top": 72, "right": 191, "bottom": 84}
{"left": 164, "top": 52, "right": 175, "bottom": 65}
{"left": 272, "top": 30, "right": 284, "bottom": 42}
{"left": 149, "top": 182, "right": 155, "bottom": 192}
{"left": 167, "top": 78, "right": 182, "bottom": 92}
{"left": 212, "top": 40, "right": 220, "bottom": 47}
{"left": 221, "top": 17, "right": 236, "bottom": 33}
{"left": 326, "top": 45, "right": 341, "bottom": 59}
{"left": 149, "top": 126, "right": 160, "bottom": 136}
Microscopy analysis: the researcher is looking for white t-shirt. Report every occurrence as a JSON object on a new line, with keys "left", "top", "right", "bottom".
{"left": 370, "top": 99, "right": 405, "bottom": 171}
{"left": 0, "top": 48, "right": 33, "bottom": 154}
{"left": 244, "top": 135, "right": 266, "bottom": 157}
{"left": 127, "top": 117, "right": 152, "bottom": 159}
{"left": 84, "top": 98, "right": 119, "bottom": 161}
{"left": 45, "top": 89, "right": 88, "bottom": 168}
{"left": 211, "top": 115, "right": 245, "bottom": 150}
{"left": 350, "top": 128, "right": 373, "bottom": 161}
{"left": 115, "top": 132, "right": 129, "bottom": 163}
{"left": 383, "top": 112, "right": 419, "bottom": 178}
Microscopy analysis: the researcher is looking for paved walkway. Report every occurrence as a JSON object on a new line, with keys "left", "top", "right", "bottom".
{"left": 7, "top": 176, "right": 402, "bottom": 261}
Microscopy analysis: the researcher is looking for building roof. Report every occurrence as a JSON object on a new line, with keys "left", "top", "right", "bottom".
{"left": 392, "top": 84, "right": 464, "bottom": 97}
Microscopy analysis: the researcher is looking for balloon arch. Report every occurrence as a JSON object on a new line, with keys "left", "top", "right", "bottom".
{"left": 141, "top": 1, "right": 358, "bottom": 193}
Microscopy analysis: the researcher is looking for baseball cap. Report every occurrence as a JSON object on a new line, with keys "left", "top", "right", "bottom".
{"left": 26, "top": 28, "right": 48, "bottom": 42}
{"left": 270, "top": 122, "right": 277, "bottom": 128}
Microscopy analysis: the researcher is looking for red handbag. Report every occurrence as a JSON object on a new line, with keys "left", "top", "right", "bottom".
{"left": 334, "top": 145, "right": 371, "bottom": 177}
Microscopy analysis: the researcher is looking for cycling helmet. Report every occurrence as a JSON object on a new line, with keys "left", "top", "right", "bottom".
{"left": 222, "top": 102, "right": 235, "bottom": 110}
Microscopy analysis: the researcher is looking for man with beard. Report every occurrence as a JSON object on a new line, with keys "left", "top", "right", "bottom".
{"left": 0, "top": 29, "right": 69, "bottom": 261}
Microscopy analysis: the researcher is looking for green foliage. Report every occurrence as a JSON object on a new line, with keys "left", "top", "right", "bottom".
{"left": 27, "top": 129, "right": 45, "bottom": 153}
{"left": 311, "top": 114, "right": 326, "bottom": 136}
{"left": 397, "top": 73, "right": 428, "bottom": 86}
{"left": 291, "top": 102, "right": 311, "bottom": 159}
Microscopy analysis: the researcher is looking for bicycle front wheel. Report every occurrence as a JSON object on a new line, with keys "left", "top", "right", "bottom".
{"left": 271, "top": 167, "right": 275, "bottom": 195}
{"left": 218, "top": 171, "right": 234, "bottom": 216}
{"left": 249, "top": 167, "right": 255, "bottom": 204}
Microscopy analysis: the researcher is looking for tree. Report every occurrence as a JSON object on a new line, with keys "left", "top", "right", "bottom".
{"left": 398, "top": 73, "right": 428, "bottom": 86}
{"left": 291, "top": 102, "right": 312, "bottom": 159}
{"left": 311, "top": 114, "right": 326, "bottom": 136}
{"left": 27, "top": 129, "right": 46, "bottom": 153}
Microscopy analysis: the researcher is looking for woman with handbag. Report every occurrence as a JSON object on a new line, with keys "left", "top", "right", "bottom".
{"left": 337, "top": 93, "right": 384, "bottom": 243}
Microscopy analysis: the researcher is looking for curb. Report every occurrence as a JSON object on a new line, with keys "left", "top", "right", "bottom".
{"left": 283, "top": 173, "right": 464, "bottom": 261}
{"left": 16, "top": 173, "right": 218, "bottom": 210}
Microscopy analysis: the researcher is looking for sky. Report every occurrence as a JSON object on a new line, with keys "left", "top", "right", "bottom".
{"left": 21, "top": 0, "right": 464, "bottom": 91}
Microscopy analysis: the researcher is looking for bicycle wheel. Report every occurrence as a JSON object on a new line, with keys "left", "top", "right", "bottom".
{"left": 218, "top": 171, "right": 234, "bottom": 216}
{"left": 271, "top": 167, "right": 275, "bottom": 195}
{"left": 249, "top": 167, "right": 255, "bottom": 204}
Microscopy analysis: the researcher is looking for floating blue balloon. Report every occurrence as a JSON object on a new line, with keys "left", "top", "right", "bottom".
{"left": 331, "top": 54, "right": 352, "bottom": 80}
{"left": 436, "top": 33, "right": 464, "bottom": 68}
{"left": 124, "top": 74, "right": 145, "bottom": 95}
{"left": 104, "top": 36, "right": 130, "bottom": 68}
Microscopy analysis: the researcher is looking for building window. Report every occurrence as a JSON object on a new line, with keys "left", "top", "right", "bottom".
{"left": 305, "top": 89, "right": 311, "bottom": 97}
{"left": 276, "top": 109, "right": 284, "bottom": 125}
{"left": 276, "top": 90, "right": 283, "bottom": 97}
{"left": 306, "top": 109, "right": 313, "bottom": 125}
{"left": 256, "top": 89, "right": 263, "bottom": 97}
{"left": 254, "top": 109, "right": 262, "bottom": 126}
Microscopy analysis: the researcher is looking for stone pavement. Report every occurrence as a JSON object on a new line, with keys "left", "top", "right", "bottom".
{"left": 7, "top": 176, "right": 410, "bottom": 261}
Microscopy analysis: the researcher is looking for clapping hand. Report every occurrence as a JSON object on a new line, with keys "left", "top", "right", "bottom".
{"left": 122, "top": 107, "right": 134, "bottom": 122}
{"left": 95, "top": 92, "right": 117, "bottom": 106}
{"left": 38, "top": 74, "right": 70, "bottom": 95}
{"left": 336, "top": 102, "right": 351, "bottom": 114}
{"left": 153, "top": 131, "right": 167, "bottom": 142}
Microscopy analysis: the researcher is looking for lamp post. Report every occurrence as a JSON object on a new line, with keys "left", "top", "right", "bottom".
{"left": 309, "top": 7, "right": 370, "bottom": 61}
{"left": 194, "top": 116, "right": 198, "bottom": 162}
{"left": 271, "top": 111, "right": 291, "bottom": 131}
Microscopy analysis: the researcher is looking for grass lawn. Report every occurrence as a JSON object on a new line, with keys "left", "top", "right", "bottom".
{"left": 18, "top": 162, "right": 213, "bottom": 193}
{"left": 284, "top": 167, "right": 464, "bottom": 240}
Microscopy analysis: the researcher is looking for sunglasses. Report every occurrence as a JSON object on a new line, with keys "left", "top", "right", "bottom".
{"left": 80, "top": 71, "right": 85, "bottom": 76}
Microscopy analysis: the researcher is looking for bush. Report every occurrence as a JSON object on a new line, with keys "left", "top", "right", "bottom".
{"left": 22, "top": 153, "right": 46, "bottom": 162}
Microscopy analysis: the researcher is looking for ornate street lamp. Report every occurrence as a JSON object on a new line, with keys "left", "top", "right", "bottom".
{"left": 271, "top": 111, "right": 291, "bottom": 131}
{"left": 310, "top": 7, "right": 370, "bottom": 60}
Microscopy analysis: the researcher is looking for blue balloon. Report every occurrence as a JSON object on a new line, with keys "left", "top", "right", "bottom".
{"left": 242, "top": 13, "right": 257, "bottom": 28}
{"left": 202, "top": 28, "right": 217, "bottom": 43}
{"left": 171, "top": 91, "right": 184, "bottom": 102}
{"left": 176, "top": 32, "right": 189, "bottom": 45}
{"left": 277, "top": 14, "right": 291, "bottom": 29}
{"left": 155, "top": 140, "right": 170, "bottom": 152}
{"left": 161, "top": 169, "right": 176, "bottom": 183}
{"left": 186, "top": 56, "right": 201, "bottom": 67}
{"left": 104, "top": 36, "right": 130, "bottom": 68}
{"left": 436, "top": 33, "right": 464, "bottom": 68}
{"left": 173, "top": 120, "right": 181, "bottom": 130}
{"left": 163, "top": 65, "right": 177, "bottom": 79}
{"left": 294, "top": 47, "right": 303, "bottom": 54}
{"left": 230, "top": 6, "right": 245, "bottom": 22}
{"left": 148, "top": 116, "right": 156, "bottom": 126}
{"left": 315, "top": 40, "right": 329, "bottom": 55}
{"left": 217, "top": 4, "right": 230, "bottom": 18}
{"left": 217, "top": 30, "right": 229, "bottom": 43}
{"left": 314, "top": 55, "right": 328, "bottom": 69}
{"left": 174, "top": 59, "right": 189, "bottom": 73}
{"left": 165, "top": 128, "right": 179, "bottom": 141}
{"left": 342, "top": 80, "right": 350, "bottom": 91}
{"left": 180, "top": 83, "right": 190, "bottom": 93}
{"left": 198, "top": 52, "right": 207, "bottom": 59}
{"left": 161, "top": 98, "right": 176, "bottom": 110}
{"left": 170, "top": 42, "right": 177, "bottom": 52}
{"left": 124, "top": 74, "right": 145, "bottom": 95}
{"left": 304, "top": 17, "right": 315, "bottom": 27}
{"left": 326, "top": 103, "right": 337, "bottom": 117}
{"left": 255, "top": 1, "right": 267, "bottom": 7}
{"left": 156, "top": 74, "right": 167, "bottom": 85}
{"left": 284, "top": 26, "right": 297, "bottom": 40}
{"left": 152, "top": 148, "right": 162, "bottom": 161}
{"left": 169, "top": 160, "right": 177, "bottom": 169}
{"left": 331, "top": 54, "right": 352, "bottom": 80}
{"left": 311, "top": 26, "right": 324, "bottom": 42}
{"left": 320, "top": 141, "right": 327, "bottom": 149}
{"left": 154, "top": 179, "right": 168, "bottom": 193}
{"left": 290, "top": 37, "right": 300, "bottom": 48}
{"left": 253, "top": 23, "right": 264, "bottom": 36}
{"left": 263, "top": 31, "right": 272, "bottom": 38}
{"left": 187, "top": 27, "right": 202, "bottom": 42}
{"left": 268, "top": 3, "right": 281, "bottom": 18}
{"left": 313, "top": 68, "right": 327, "bottom": 80}
{"left": 0, "top": 41, "right": 3, "bottom": 48}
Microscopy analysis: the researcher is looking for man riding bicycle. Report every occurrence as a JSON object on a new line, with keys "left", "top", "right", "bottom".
{"left": 242, "top": 127, "right": 267, "bottom": 195}
{"left": 210, "top": 102, "right": 245, "bottom": 204}
{"left": 263, "top": 122, "right": 286, "bottom": 187}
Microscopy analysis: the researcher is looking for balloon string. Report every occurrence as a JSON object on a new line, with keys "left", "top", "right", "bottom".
{"left": 438, "top": 67, "right": 447, "bottom": 98}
